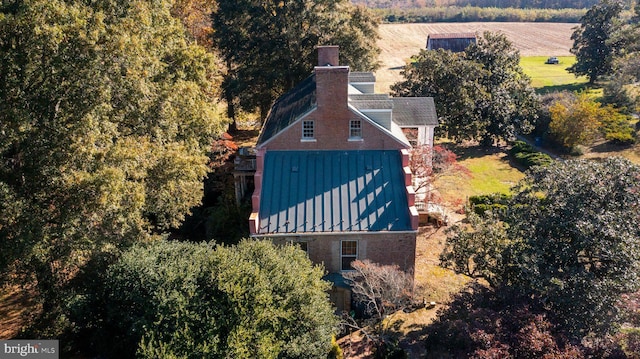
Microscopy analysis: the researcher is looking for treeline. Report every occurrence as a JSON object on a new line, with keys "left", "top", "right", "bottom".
{"left": 352, "top": 0, "right": 633, "bottom": 9}
{"left": 373, "top": 6, "right": 587, "bottom": 22}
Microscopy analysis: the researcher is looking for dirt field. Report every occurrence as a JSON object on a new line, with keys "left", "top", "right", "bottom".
{"left": 375, "top": 22, "right": 577, "bottom": 92}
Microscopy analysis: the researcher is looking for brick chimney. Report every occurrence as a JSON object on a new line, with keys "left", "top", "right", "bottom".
{"left": 317, "top": 45, "right": 339, "bottom": 66}
{"left": 315, "top": 46, "right": 349, "bottom": 113}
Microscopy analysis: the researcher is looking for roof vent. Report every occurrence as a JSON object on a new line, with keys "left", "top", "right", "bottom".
{"left": 291, "top": 166, "right": 299, "bottom": 173}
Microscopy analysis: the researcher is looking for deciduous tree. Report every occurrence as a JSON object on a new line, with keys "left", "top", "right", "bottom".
{"left": 409, "top": 144, "right": 469, "bottom": 209}
{"left": 548, "top": 92, "right": 602, "bottom": 148}
{"left": 0, "top": 0, "right": 225, "bottom": 322}
{"left": 343, "top": 259, "right": 415, "bottom": 320}
{"left": 211, "top": 0, "right": 380, "bottom": 125}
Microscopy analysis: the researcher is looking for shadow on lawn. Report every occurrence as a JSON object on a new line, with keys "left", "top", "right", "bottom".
{"left": 589, "top": 140, "right": 636, "bottom": 154}
{"left": 449, "top": 144, "right": 506, "bottom": 161}
{"left": 536, "top": 82, "right": 590, "bottom": 94}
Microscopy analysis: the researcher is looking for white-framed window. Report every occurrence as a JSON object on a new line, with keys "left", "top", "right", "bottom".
{"left": 302, "top": 120, "right": 314, "bottom": 139}
{"left": 349, "top": 120, "right": 362, "bottom": 139}
{"left": 341, "top": 240, "right": 358, "bottom": 271}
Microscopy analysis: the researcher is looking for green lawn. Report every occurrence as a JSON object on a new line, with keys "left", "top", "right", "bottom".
{"left": 434, "top": 146, "right": 525, "bottom": 203}
{"left": 520, "top": 56, "right": 589, "bottom": 93}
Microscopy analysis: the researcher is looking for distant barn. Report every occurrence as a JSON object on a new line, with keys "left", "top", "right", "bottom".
{"left": 426, "top": 33, "right": 477, "bottom": 52}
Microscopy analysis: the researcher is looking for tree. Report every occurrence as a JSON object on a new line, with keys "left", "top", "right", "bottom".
{"left": 343, "top": 259, "right": 415, "bottom": 320}
{"left": 0, "top": 0, "right": 225, "bottom": 325}
{"left": 171, "top": 0, "right": 216, "bottom": 46}
{"left": 409, "top": 144, "right": 469, "bottom": 210}
{"left": 392, "top": 32, "right": 538, "bottom": 145}
{"left": 465, "top": 32, "right": 538, "bottom": 146}
{"left": 568, "top": 0, "right": 623, "bottom": 84}
{"left": 211, "top": 0, "right": 380, "bottom": 127}
{"left": 548, "top": 92, "right": 603, "bottom": 149}
{"left": 424, "top": 285, "right": 587, "bottom": 358}
{"left": 605, "top": 3, "right": 640, "bottom": 113}
{"left": 98, "top": 240, "right": 338, "bottom": 358}
{"left": 392, "top": 49, "right": 488, "bottom": 143}
{"left": 442, "top": 158, "right": 640, "bottom": 338}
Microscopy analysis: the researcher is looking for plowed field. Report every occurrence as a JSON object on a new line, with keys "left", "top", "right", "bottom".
{"left": 375, "top": 22, "right": 576, "bottom": 92}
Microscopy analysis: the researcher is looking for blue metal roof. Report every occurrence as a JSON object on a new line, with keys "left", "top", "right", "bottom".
{"left": 258, "top": 150, "right": 412, "bottom": 234}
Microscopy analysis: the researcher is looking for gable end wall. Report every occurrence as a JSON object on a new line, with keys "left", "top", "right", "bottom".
{"left": 261, "top": 112, "right": 406, "bottom": 151}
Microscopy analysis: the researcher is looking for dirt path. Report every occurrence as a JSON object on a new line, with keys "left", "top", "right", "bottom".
{"left": 375, "top": 22, "right": 576, "bottom": 92}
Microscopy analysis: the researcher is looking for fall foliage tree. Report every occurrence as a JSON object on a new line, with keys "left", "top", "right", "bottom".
{"left": 409, "top": 144, "right": 469, "bottom": 207}
{"left": 548, "top": 92, "right": 602, "bottom": 148}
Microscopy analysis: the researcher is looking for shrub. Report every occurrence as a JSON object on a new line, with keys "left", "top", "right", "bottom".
{"left": 468, "top": 193, "right": 512, "bottom": 216}
{"left": 515, "top": 151, "right": 554, "bottom": 168}
{"left": 469, "top": 193, "right": 512, "bottom": 205}
{"left": 600, "top": 111, "right": 636, "bottom": 145}
{"left": 508, "top": 140, "right": 535, "bottom": 156}
{"left": 509, "top": 140, "right": 553, "bottom": 168}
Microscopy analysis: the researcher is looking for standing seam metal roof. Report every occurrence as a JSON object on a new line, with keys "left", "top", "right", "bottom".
{"left": 258, "top": 150, "right": 412, "bottom": 234}
{"left": 257, "top": 74, "right": 317, "bottom": 146}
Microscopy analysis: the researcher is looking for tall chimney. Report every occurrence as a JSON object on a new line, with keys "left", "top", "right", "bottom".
{"left": 315, "top": 46, "right": 349, "bottom": 115}
{"left": 317, "top": 45, "right": 339, "bottom": 66}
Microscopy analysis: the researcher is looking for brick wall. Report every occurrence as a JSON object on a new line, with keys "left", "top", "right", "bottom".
{"left": 261, "top": 111, "right": 408, "bottom": 151}
{"left": 270, "top": 232, "right": 417, "bottom": 276}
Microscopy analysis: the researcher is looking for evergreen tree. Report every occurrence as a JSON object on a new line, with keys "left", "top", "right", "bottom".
{"left": 392, "top": 32, "right": 538, "bottom": 145}
{"left": 442, "top": 158, "right": 640, "bottom": 338}
{"left": 101, "top": 240, "right": 338, "bottom": 358}
{"left": 568, "top": 0, "right": 623, "bottom": 83}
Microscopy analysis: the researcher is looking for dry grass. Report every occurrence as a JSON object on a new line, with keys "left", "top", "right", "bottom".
{"left": 375, "top": 22, "right": 576, "bottom": 93}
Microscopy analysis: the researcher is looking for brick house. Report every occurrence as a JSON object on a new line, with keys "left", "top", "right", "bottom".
{"left": 249, "top": 46, "right": 437, "bottom": 311}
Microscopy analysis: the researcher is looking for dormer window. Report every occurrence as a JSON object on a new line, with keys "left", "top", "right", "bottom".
{"left": 349, "top": 120, "right": 362, "bottom": 140}
{"left": 302, "top": 120, "right": 315, "bottom": 141}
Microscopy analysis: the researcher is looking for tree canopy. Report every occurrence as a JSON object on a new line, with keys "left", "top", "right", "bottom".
{"left": 604, "top": 2, "right": 640, "bottom": 112}
{"left": 99, "top": 240, "right": 338, "bottom": 358}
{"left": 392, "top": 32, "right": 537, "bottom": 145}
{"left": 568, "top": 0, "right": 623, "bottom": 83}
{"left": 0, "top": 0, "right": 225, "bottom": 316}
{"left": 211, "top": 0, "right": 381, "bottom": 123}
{"left": 442, "top": 158, "right": 640, "bottom": 338}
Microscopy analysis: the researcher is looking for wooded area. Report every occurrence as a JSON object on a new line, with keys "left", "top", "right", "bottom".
{"left": 352, "top": 0, "right": 633, "bottom": 9}
{"left": 1, "top": 0, "right": 640, "bottom": 357}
